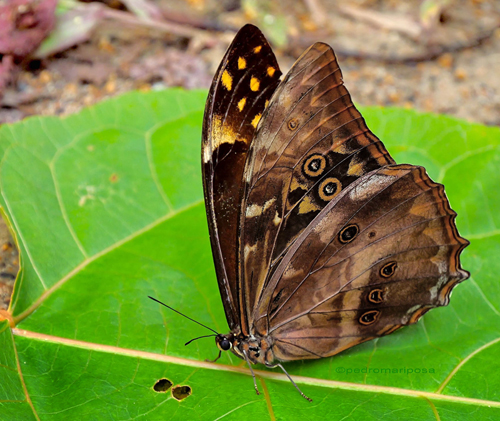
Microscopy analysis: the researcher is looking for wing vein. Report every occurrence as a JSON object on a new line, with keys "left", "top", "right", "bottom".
{"left": 269, "top": 214, "right": 452, "bottom": 332}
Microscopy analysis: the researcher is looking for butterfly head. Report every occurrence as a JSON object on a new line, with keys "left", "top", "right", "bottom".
{"left": 215, "top": 333, "right": 234, "bottom": 351}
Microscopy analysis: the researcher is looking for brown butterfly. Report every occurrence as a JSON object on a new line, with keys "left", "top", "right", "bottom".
{"left": 185, "top": 24, "right": 470, "bottom": 401}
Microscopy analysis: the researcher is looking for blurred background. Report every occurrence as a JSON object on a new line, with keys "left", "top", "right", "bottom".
{"left": 1, "top": 0, "right": 499, "bottom": 309}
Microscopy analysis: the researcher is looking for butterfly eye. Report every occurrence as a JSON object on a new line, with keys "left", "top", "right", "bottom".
{"left": 220, "top": 339, "right": 232, "bottom": 351}
{"left": 339, "top": 224, "right": 359, "bottom": 244}
{"left": 380, "top": 262, "right": 397, "bottom": 278}
{"left": 359, "top": 310, "right": 380, "bottom": 325}
{"left": 303, "top": 154, "right": 326, "bottom": 177}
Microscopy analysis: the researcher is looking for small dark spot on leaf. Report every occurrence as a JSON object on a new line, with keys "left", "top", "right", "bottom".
{"left": 172, "top": 385, "right": 192, "bottom": 401}
{"left": 109, "top": 173, "right": 119, "bottom": 183}
{"left": 153, "top": 378, "right": 173, "bottom": 392}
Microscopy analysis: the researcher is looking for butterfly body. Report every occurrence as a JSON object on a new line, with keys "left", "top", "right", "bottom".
{"left": 216, "top": 332, "right": 274, "bottom": 365}
{"left": 202, "top": 24, "right": 469, "bottom": 396}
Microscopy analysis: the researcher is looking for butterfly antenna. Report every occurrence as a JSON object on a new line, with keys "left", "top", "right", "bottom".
{"left": 184, "top": 334, "right": 217, "bottom": 346}
{"left": 148, "top": 296, "right": 219, "bottom": 334}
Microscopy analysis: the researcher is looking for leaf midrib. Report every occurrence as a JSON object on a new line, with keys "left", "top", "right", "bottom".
{"left": 12, "top": 328, "right": 500, "bottom": 409}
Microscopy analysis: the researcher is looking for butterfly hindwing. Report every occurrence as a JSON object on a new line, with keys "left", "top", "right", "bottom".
{"left": 252, "top": 165, "right": 469, "bottom": 360}
{"left": 202, "top": 24, "right": 282, "bottom": 329}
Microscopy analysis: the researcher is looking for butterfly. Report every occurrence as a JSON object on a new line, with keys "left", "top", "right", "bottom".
{"left": 158, "top": 23, "right": 470, "bottom": 401}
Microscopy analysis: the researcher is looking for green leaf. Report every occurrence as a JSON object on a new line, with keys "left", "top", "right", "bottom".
{"left": 0, "top": 89, "right": 499, "bottom": 420}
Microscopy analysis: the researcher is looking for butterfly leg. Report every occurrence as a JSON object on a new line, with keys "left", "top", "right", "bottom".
{"left": 205, "top": 350, "right": 222, "bottom": 363}
{"left": 266, "top": 362, "right": 312, "bottom": 402}
{"left": 243, "top": 350, "right": 260, "bottom": 395}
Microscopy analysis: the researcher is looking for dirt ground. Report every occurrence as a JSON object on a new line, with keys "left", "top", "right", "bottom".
{"left": 1, "top": 0, "right": 499, "bottom": 309}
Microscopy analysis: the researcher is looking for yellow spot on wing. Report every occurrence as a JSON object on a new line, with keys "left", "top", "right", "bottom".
{"left": 251, "top": 113, "right": 262, "bottom": 128}
{"left": 238, "top": 98, "right": 247, "bottom": 112}
{"left": 335, "top": 142, "right": 349, "bottom": 154}
{"left": 253, "top": 45, "right": 262, "bottom": 53}
{"left": 267, "top": 66, "right": 276, "bottom": 77}
{"left": 347, "top": 156, "right": 364, "bottom": 176}
{"left": 290, "top": 177, "right": 307, "bottom": 191}
{"left": 238, "top": 57, "right": 247, "bottom": 69}
{"left": 250, "top": 77, "right": 260, "bottom": 91}
{"left": 298, "top": 196, "right": 320, "bottom": 214}
{"left": 246, "top": 198, "right": 276, "bottom": 218}
{"left": 244, "top": 243, "right": 257, "bottom": 261}
{"left": 265, "top": 100, "right": 269, "bottom": 108}
{"left": 205, "top": 115, "right": 241, "bottom": 163}
{"left": 273, "top": 211, "right": 281, "bottom": 226}
{"left": 222, "top": 70, "right": 232, "bottom": 91}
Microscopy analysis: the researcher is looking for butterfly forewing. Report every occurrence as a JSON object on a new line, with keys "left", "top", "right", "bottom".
{"left": 202, "top": 24, "right": 282, "bottom": 329}
{"left": 239, "top": 43, "right": 395, "bottom": 330}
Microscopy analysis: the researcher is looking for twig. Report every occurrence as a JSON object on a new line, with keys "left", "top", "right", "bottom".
{"left": 101, "top": 8, "right": 225, "bottom": 47}
{"left": 337, "top": 4, "right": 422, "bottom": 41}
{"left": 303, "top": 0, "right": 328, "bottom": 27}
{"left": 288, "top": 24, "right": 500, "bottom": 63}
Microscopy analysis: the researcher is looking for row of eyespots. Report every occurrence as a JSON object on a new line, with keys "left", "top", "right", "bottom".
{"left": 358, "top": 261, "right": 398, "bottom": 325}
{"left": 338, "top": 227, "right": 399, "bottom": 278}
{"left": 360, "top": 288, "right": 384, "bottom": 324}
{"left": 302, "top": 153, "right": 343, "bottom": 203}
{"left": 337, "top": 223, "right": 396, "bottom": 326}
